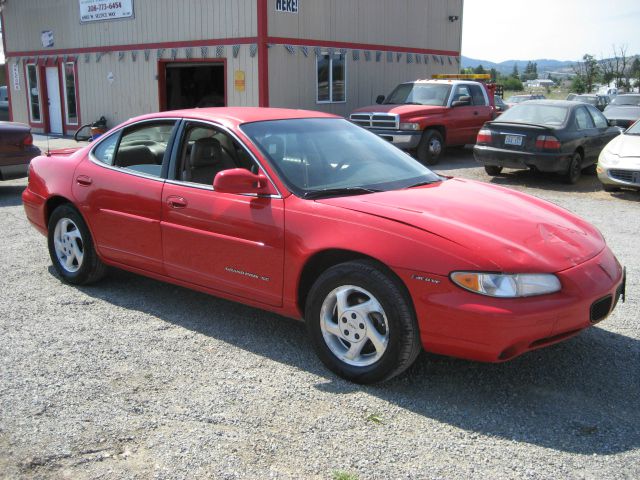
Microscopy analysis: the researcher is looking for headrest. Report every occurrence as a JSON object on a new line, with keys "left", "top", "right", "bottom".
{"left": 190, "top": 137, "right": 222, "bottom": 167}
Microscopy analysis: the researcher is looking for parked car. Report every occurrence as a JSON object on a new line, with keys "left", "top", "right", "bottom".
{"left": 567, "top": 94, "right": 611, "bottom": 111}
{"left": 0, "top": 121, "right": 41, "bottom": 181}
{"left": 0, "top": 86, "right": 9, "bottom": 121}
{"left": 597, "top": 118, "right": 640, "bottom": 192}
{"left": 474, "top": 100, "right": 621, "bottom": 183}
{"left": 505, "top": 94, "right": 545, "bottom": 107}
{"left": 493, "top": 95, "right": 509, "bottom": 115}
{"left": 23, "top": 108, "right": 625, "bottom": 384}
{"left": 603, "top": 94, "right": 640, "bottom": 129}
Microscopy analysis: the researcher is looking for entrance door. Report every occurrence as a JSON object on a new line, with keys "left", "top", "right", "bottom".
{"left": 162, "top": 62, "right": 225, "bottom": 110}
{"left": 45, "top": 67, "right": 63, "bottom": 134}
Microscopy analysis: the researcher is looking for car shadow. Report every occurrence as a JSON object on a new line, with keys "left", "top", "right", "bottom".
{"left": 70, "top": 266, "right": 640, "bottom": 456}
{"left": 0, "top": 184, "right": 26, "bottom": 207}
{"left": 487, "top": 170, "right": 604, "bottom": 194}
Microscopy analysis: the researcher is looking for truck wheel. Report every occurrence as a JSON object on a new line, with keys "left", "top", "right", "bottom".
{"left": 417, "top": 129, "right": 444, "bottom": 166}
{"left": 484, "top": 165, "right": 503, "bottom": 176}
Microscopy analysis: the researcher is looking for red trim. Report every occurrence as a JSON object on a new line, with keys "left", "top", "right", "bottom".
{"left": 73, "top": 60, "right": 83, "bottom": 132}
{"left": 267, "top": 36, "right": 460, "bottom": 57}
{"left": 4, "top": 63, "right": 13, "bottom": 122}
{"left": 157, "top": 58, "right": 227, "bottom": 111}
{"left": 6, "top": 37, "right": 258, "bottom": 58}
{"left": 40, "top": 65, "right": 52, "bottom": 132}
{"left": 59, "top": 61, "right": 81, "bottom": 133}
{"left": 257, "top": 0, "right": 269, "bottom": 107}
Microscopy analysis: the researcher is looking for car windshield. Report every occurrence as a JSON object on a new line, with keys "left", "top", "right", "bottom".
{"left": 496, "top": 103, "right": 569, "bottom": 126}
{"left": 507, "top": 96, "right": 529, "bottom": 103}
{"left": 610, "top": 95, "right": 640, "bottom": 106}
{"left": 574, "top": 96, "right": 598, "bottom": 105}
{"left": 384, "top": 83, "right": 451, "bottom": 106}
{"left": 241, "top": 118, "right": 440, "bottom": 198}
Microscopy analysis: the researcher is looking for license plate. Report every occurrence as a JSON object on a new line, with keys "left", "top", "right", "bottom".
{"left": 504, "top": 135, "right": 523, "bottom": 146}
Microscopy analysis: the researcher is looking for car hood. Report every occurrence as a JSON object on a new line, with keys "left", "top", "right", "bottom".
{"left": 317, "top": 178, "right": 604, "bottom": 272}
{"left": 604, "top": 105, "right": 640, "bottom": 121}
{"left": 603, "top": 132, "right": 640, "bottom": 160}
{"left": 351, "top": 104, "right": 447, "bottom": 117}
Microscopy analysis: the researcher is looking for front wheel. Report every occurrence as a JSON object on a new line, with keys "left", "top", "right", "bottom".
{"left": 48, "top": 204, "right": 106, "bottom": 285}
{"left": 305, "top": 260, "right": 422, "bottom": 384}
{"left": 484, "top": 165, "right": 503, "bottom": 176}
{"left": 417, "top": 129, "right": 444, "bottom": 166}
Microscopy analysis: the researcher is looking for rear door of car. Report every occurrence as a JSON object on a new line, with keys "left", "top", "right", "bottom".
{"left": 72, "top": 119, "right": 179, "bottom": 274}
{"left": 160, "top": 120, "right": 285, "bottom": 307}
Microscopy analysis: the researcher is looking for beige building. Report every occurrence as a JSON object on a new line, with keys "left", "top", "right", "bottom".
{"left": 2, "top": 0, "right": 463, "bottom": 135}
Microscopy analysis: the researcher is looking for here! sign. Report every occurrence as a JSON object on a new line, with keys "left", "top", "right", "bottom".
{"left": 275, "top": 0, "right": 298, "bottom": 14}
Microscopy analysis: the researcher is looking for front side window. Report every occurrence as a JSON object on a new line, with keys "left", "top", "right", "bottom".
{"left": 26, "top": 64, "right": 41, "bottom": 123}
{"left": 385, "top": 83, "right": 451, "bottom": 106}
{"left": 316, "top": 53, "right": 346, "bottom": 103}
{"left": 588, "top": 106, "right": 608, "bottom": 129}
{"left": 63, "top": 62, "right": 78, "bottom": 125}
{"left": 241, "top": 118, "right": 440, "bottom": 198}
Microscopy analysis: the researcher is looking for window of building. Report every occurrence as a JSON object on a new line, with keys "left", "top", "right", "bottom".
{"left": 63, "top": 62, "right": 78, "bottom": 125}
{"left": 26, "top": 64, "right": 42, "bottom": 123}
{"left": 316, "top": 53, "right": 346, "bottom": 104}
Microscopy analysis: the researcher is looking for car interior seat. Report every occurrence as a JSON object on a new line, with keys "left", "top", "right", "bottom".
{"left": 183, "top": 137, "right": 236, "bottom": 184}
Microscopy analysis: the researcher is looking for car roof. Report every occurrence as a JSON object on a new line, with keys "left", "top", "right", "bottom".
{"left": 521, "top": 99, "right": 585, "bottom": 108}
{"left": 124, "top": 107, "right": 340, "bottom": 129}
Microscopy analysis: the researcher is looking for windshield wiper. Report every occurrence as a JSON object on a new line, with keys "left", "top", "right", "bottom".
{"left": 406, "top": 179, "right": 442, "bottom": 188}
{"left": 302, "top": 187, "right": 381, "bottom": 199}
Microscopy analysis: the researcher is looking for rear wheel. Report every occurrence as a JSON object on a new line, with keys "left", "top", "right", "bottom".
{"left": 484, "top": 165, "right": 503, "bottom": 176}
{"left": 564, "top": 151, "right": 582, "bottom": 184}
{"left": 48, "top": 205, "right": 106, "bottom": 285}
{"left": 417, "top": 129, "right": 444, "bottom": 166}
{"left": 305, "top": 260, "right": 421, "bottom": 384}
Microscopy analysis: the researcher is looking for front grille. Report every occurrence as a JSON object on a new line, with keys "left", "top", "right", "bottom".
{"left": 590, "top": 295, "right": 613, "bottom": 324}
{"left": 349, "top": 113, "right": 399, "bottom": 129}
{"left": 609, "top": 169, "right": 640, "bottom": 184}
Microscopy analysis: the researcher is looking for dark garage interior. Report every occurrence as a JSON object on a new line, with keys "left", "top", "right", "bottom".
{"left": 164, "top": 63, "right": 225, "bottom": 110}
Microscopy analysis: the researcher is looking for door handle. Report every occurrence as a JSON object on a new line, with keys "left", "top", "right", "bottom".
{"left": 167, "top": 196, "right": 187, "bottom": 208}
{"left": 76, "top": 175, "right": 92, "bottom": 186}
{"left": 473, "top": 111, "right": 479, "bottom": 115}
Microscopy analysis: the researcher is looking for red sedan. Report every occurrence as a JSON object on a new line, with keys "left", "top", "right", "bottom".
{"left": 22, "top": 108, "right": 625, "bottom": 383}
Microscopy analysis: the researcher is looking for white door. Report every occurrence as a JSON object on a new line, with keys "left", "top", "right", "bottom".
{"left": 45, "top": 67, "right": 63, "bottom": 134}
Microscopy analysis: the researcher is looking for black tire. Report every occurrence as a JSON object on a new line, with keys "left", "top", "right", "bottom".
{"left": 48, "top": 204, "right": 107, "bottom": 285}
{"left": 564, "top": 151, "right": 582, "bottom": 184}
{"left": 417, "top": 129, "right": 444, "bottom": 166}
{"left": 484, "top": 165, "right": 503, "bottom": 176}
{"left": 305, "top": 260, "right": 422, "bottom": 384}
{"left": 584, "top": 163, "right": 598, "bottom": 175}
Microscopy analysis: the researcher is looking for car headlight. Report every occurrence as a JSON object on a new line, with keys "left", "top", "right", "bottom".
{"left": 399, "top": 122, "right": 420, "bottom": 131}
{"left": 450, "top": 272, "right": 561, "bottom": 298}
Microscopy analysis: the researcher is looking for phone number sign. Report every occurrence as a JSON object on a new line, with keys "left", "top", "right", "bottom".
{"left": 79, "top": 0, "right": 134, "bottom": 23}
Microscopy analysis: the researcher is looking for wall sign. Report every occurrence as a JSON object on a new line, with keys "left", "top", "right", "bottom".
{"left": 234, "top": 70, "right": 246, "bottom": 92}
{"left": 275, "top": 0, "right": 298, "bottom": 13}
{"left": 41, "top": 30, "right": 54, "bottom": 48}
{"left": 79, "top": 0, "right": 134, "bottom": 23}
{"left": 11, "top": 63, "right": 21, "bottom": 91}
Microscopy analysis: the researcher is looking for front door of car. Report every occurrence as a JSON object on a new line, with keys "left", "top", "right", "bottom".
{"left": 574, "top": 106, "right": 600, "bottom": 163}
{"left": 587, "top": 105, "right": 620, "bottom": 156}
{"left": 448, "top": 84, "right": 491, "bottom": 145}
{"left": 160, "top": 122, "right": 285, "bottom": 307}
{"left": 72, "top": 120, "right": 178, "bottom": 274}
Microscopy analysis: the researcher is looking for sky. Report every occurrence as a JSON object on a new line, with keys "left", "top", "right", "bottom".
{"left": 461, "top": 0, "right": 640, "bottom": 63}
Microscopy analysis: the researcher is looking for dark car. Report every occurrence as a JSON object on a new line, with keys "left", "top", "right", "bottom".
{"left": 0, "top": 122, "right": 41, "bottom": 181}
{"left": 0, "top": 86, "right": 9, "bottom": 121}
{"left": 474, "top": 100, "right": 621, "bottom": 184}
{"left": 493, "top": 95, "right": 509, "bottom": 115}
{"left": 505, "top": 94, "right": 545, "bottom": 107}
{"left": 603, "top": 94, "right": 640, "bottom": 129}
{"left": 568, "top": 94, "right": 611, "bottom": 111}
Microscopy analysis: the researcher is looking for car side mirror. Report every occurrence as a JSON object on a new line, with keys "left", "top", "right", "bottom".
{"left": 452, "top": 95, "right": 472, "bottom": 107}
{"left": 213, "top": 168, "right": 276, "bottom": 196}
{"left": 376, "top": 95, "right": 385, "bottom": 104}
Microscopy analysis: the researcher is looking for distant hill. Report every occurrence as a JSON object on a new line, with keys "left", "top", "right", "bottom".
{"left": 461, "top": 56, "right": 576, "bottom": 76}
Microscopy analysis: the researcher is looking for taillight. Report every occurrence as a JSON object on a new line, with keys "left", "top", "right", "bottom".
{"left": 535, "top": 135, "right": 561, "bottom": 151}
{"left": 23, "top": 133, "right": 34, "bottom": 146}
{"left": 477, "top": 128, "right": 492, "bottom": 144}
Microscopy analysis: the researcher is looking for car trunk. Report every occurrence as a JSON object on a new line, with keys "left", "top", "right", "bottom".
{"left": 0, "top": 122, "right": 33, "bottom": 166}
{"left": 484, "top": 122, "right": 556, "bottom": 152}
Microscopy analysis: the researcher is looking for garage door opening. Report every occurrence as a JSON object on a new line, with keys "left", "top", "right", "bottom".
{"left": 161, "top": 62, "right": 226, "bottom": 111}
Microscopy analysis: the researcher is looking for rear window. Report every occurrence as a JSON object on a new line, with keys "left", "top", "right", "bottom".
{"left": 610, "top": 95, "right": 640, "bottom": 106}
{"left": 496, "top": 104, "right": 569, "bottom": 126}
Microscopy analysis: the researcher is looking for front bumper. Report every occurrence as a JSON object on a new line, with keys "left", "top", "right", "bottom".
{"left": 397, "top": 246, "right": 625, "bottom": 362}
{"left": 365, "top": 128, "right": 422, "bottom": 149}
{"left": 597, "top": 164, "right": 640, "bottom": 190}
{"left": 474, "top": 145, "right": 572, "bottom": 173}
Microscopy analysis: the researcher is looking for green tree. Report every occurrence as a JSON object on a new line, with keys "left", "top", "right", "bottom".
{"left": 511, "top": 64, "right": 520, "bottom": 79}
{"left": 503, "top": 76, "right": 523, "bottom": 91}
{"left": 571, "top": 75, "right": 586, "bottom": 94}
{"left": 473, "top": 64, "right": 487, "bottom": 74}
{"left": 489, "top": 68, "right": 498, "bottom": 82}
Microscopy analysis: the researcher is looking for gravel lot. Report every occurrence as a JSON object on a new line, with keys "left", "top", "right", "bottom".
{"left": 1, "top": 142, "right": 638, "bottom": 479}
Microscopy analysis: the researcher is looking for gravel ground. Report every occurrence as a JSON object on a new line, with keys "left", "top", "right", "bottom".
{"left": 0, "top": 143, "right": 638, "bottom": 479}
